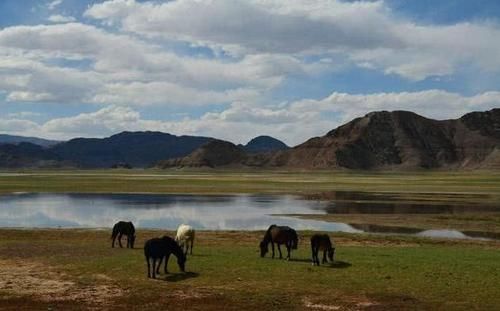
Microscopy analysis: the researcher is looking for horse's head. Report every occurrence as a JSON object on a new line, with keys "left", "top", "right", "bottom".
{"left": 130, "top": 235, "right": 136, "bottom": 248}
{"left": 259, "top": 240, "right": 268, "bottom": 257}
{"left": 328, "top": 247, "right": 335, "bottom": 262}
{"left": 177, "top": 254, "right": 186, "bottom": 272}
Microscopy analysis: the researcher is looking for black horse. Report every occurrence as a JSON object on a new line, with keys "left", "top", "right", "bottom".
{"left": 259, "top": 224, "right": 298, "bottom": 260}
{"left": 144, "top": 236, "right": 186, "bottom": 279}
{"left": 311, "top": 233, "right": 335, "bottom": 266}
{"left": 111, "top": 221, "right": 136, "bottom": 248}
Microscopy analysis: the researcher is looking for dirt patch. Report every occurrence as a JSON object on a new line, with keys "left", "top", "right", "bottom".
{"left": 0, "top": 259, "right": 124, "bottom": 307}
{"left": 169, "top": 289, "right": 214, "bottom": 300}
{"left": 167, "top": 285, "right": 229, "bottom": 301}
{"left": 303, "top": 298, "right": 341, "bottom": 310}
{"left": 303, "top": 295, "right": 379, "bottom": 311}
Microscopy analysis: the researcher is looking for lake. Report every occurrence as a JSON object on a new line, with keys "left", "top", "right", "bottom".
{"left": 0, "top": 192, "right": 496, "bottom": 240}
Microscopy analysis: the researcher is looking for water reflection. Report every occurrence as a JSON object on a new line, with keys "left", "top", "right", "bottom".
{"left": 307, "top": 191, "right": 500, "bottom": 214}
{"left": 0, "top": 193, "right": 358, "bottom": 232}
{"left": 0, "top": 193, "right": 497, "bottom": 241}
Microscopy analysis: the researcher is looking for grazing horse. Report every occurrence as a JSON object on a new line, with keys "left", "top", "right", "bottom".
{"left": 310, "top": 234, "right": 335, "bottom": 266}
{"left": 111, "top": 221, "right": 136, "bottom": 248}
{"left": 259, "top": 224, "right": 298, "bottom": 260}
{"left": 144, "top": 236, "right": 186, "bottom": 279}
{"left": 175, "top": 224, "right": 195, "bottom": 256}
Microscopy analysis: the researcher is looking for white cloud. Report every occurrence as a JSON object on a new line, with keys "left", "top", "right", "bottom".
{"left": 47, "top": 0, "right": 64, "bottom": 11}
{"left": 85, "top": 0, "right": 500, "bottom": 80}
{"left": 0, "top": 118, "right": 41, "bottom": 133}
{"left": 0, "top": 23, "right": 311, "bottom": 106}
{"left": 290, "top": 90, "right": 500, "bottom": 126}
{"left": 6, "top": 111, "right": 43, "bottom": 119}
{"left": 89, "top": 82, "right": 260, "bottom": 106}
{"left": 48, "top": 15, "right": 76, "bottom": 23}
{"left": 1, "top": 0, "right": 499, "bottom": 145}
{"left": 2, "top": 91, "right": 499, "bottom": 145}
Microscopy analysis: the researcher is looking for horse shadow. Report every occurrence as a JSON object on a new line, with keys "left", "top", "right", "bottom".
{"left": 162, "top": 271, "right": 199, "bottom": 282}
{"left": 289, "top": 258, "right": 352, "bottom": 269}
{"left": 328, "top": 260, "right": 352, "bottom": 269}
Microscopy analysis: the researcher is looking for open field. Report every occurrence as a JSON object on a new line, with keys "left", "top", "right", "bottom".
{"left": 0, "top": 229, "right": 499, "bottom": 310}
{"left": 1, "top": 170, "right": 500, "bottom": 309}
{"left": 1, "top": 169, "right": 500, "bottom": 198}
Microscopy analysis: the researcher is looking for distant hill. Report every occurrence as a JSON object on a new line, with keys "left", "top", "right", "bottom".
{"left": 0, "top": 131, "right": 213, "bottom": 168}
{"left": 0, "top": 142, "right": 62, "bottom": 168}
{"left": 1, "top": 110, "right": 499, "bottom": 170}
{"left": 270, "top": 109, "right": 500, "bottom": 169}
{"left": 0, "top": 134, "right": 60, "bottom": 148}
{"left": 159, "top": 109, "right": 500, "bottom": 170}
{"left": 50, "top": 131, "right": 213, "bottom": 168}
{"left": 239, "top": 136, "right": 289, "bottom": 153}
{"left": 159, "top": 140, "right": 246, "bottom": 168}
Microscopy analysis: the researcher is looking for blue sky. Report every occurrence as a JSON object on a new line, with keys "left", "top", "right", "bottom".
{"left": 0, "top": 0, "right": 500, "bottom": 145}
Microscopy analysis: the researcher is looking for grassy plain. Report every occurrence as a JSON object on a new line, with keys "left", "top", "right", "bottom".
{"left": 0, "top": 169, "right": 499, "bottom": 197}
{"left": 1, "top": 170, "right": 500, "bottom": 309}
{"left": 0, "top": 229, "right": 499, "bottom": 310}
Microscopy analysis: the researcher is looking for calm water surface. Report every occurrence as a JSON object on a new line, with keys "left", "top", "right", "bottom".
{"left": 0, "top": 193, "right": 357, "bottom": 232}
{"left": 0, "top": 193, "right": 496, "bottom": 240}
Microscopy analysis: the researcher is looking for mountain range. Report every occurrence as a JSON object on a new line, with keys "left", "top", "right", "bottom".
{"left": 159, "top": 109, "right": 500, "bottom": 170}
{"left": 1, "top": 109, "right": 499, "bottom": 170}
{"left": 0, "top": 131, "right": 289, "bottom": 168}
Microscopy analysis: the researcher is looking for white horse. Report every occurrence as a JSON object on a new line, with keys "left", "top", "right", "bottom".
{"left": 175, "top": 224, "right": 195, "bottom": 255}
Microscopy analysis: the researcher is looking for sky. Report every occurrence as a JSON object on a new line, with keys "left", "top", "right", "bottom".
{"left": 1, "top": 0, "right": 500, "bottom": 146}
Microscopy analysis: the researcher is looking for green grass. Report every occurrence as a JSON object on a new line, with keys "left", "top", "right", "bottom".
{"left": 0, "top": 230, "right": 499, "bottom": 310}
{"left": 1, "top": 170, "right": 500, "bottom": 309}
{"left": 1, "top": 169, "right": 500, "bottom": 199}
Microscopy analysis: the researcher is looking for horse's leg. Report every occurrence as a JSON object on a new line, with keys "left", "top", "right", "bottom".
{"left": 286, "top": 243, "right": 291, "bottom": 260}
{"left": 277, "top": 244, "right": 283, "bottom": 259}
{"left": 313, "top": 246, "right": 319, "bottom": 265}
{"left": 118, "top": 233, "right": 123, "bottom": 248}
{"left": 156, "top": 257, "right": 163, "bottom": 275}
{"left": 190, "top": 238, "right": 193, "bottom": 255}
{"left": 152, "top": 258, "right": 157, "bottom": 279}
{"left": 311, "top": 244, "right": 316, "bottom": 265}
{"left": 322, "top": 250, "right": 327, "bottom": 264}
{"left": 271, "top": 242, "right": 275, "bottom": 259}
{"left": 146, "top": 257, "right": 151, "bottom": 278}
{"left": 126, "top": 235, "right": 130, "bottom": 248}
{"left": 164, "top": 254, "right": 171, "bottom": 274}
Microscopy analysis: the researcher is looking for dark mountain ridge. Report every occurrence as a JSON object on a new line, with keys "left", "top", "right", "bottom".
{"left": 0, "top": 134, "right": 60, "bottom": 148}
{"left": 50, "top": 131, "right": 213, "bottom": 168}
{"left": 1, "top": 109, "right": 498, "bottom": 170}
{"left": 239, "top": 135, "right": 289, "bottom": 154}
{"left": 160, "top": 109, "right": 500, "bottom": 170}
{"left": 0, "top": 142, "right": 63, "bottom": 168}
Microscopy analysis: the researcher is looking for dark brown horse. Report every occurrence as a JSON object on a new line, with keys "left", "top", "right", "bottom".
{"left": 144, "top": 236, "right": 186, "bottom": 279}
{"left": 259, "top": 224, "right": 298, "bottom": 260}
{"left": 111, "top": 221, "right": 136, "bottom": 248}
{"left": 310, "top": 233, "right": 335, "bottom": 266}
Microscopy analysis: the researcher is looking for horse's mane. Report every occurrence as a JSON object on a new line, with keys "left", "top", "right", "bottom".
{"left": 163, "top": 236, "right": 186, "bottom": 261}
{"left": 263, "top": 224, "right": 277, "bottom": 241}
